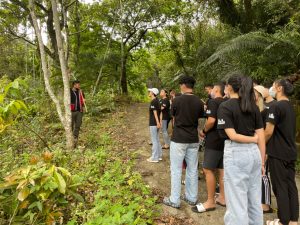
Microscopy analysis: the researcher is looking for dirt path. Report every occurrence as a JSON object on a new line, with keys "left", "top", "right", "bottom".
{"left": 113, "top": 103, "right": 300, "bottom": 225}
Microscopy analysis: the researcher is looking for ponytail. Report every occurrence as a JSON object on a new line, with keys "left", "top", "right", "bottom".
{"left": 239, "top": 76, "right": 256, "bottom": 113}
{"left": 227, "top": 74, "right": 256, "bottom": 113}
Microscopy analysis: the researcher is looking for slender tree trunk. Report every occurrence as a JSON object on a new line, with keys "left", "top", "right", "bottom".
{"left": 51, "top": 0, "right": 73, "bottom": 150}
{"left": 74, "top": 0, "right": 81, "bottom": 66}
{"left": 28, "top": 0, "right": 65, "bottom": 131}
{"left": 243, "top": 0, "right": 253, "bottom": 33}
{"left": 120, "top": 55, "right": 128, "bottom": 94}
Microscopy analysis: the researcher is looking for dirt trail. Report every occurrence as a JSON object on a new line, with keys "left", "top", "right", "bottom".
{"left": 113, "top": 103, "right": 300, "bottom": 225}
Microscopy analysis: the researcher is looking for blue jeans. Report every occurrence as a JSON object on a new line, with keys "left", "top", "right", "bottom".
{"left": 149, "top": 126, "right": 162, "bottom": 161}
{"left": 169, "top": 142, "right": 199, "bottom": 205}
{"left": 161, "top": 120, "right": 170, "bottom": 146}
{"left": 224, "top": 140, "right": 263, "bottom": 225}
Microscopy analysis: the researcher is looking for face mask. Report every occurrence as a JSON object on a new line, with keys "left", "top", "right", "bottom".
{"left": 269, "top": 87, "right": 276, "bottom": 98}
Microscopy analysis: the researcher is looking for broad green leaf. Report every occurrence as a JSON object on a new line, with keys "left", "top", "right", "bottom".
{"left": 36, "top": 201, "right": 43, "bottom": 212}
{"left": 57, "top": 167, "right": 71, "bottom": 177}
{"left": 18, "top": 186, "right": 30, "bottom": 201}
{"left": 54, "top": 171, "right": 66, "bottom": 194}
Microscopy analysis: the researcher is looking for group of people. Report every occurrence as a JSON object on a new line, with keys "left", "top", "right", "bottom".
{"left": 147, "top": 75, "right": 299, "bottom": 225}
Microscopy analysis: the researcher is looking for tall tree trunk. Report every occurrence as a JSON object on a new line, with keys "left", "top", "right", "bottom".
{"left": 120, "top": 55, "right": 128, "bottom": 94}
{"left": 51, "top": 0, "right": 73, "bottom": 150}
{"left": 74, "top": 0, "right": 81, "bottom": 66}
{"left": 243, "top": 0, "right": 253, "bottom": 33}
{"left": 28, "top": 0, "right": 66, "bottom": 140}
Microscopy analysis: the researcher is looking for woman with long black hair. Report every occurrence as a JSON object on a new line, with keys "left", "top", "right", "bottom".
{"left": 217, "top": 75, "right": 265, "bottom": 225}
{"left": 265, "top": 79, "right": 299, "bottom": 225}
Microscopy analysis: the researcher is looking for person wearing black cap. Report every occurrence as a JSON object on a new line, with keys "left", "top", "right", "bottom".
{"left": 163, "top": 75, "right": 204, "bottom": 209}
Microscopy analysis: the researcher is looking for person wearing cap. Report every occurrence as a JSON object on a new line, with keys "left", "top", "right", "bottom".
{"left": 147, "top": 88, "right": 162, "bottom": 163}
{"left": 254, "top": 85, "right": 273, "bottom": 214}
{"left": 163, "top": 75, "right": 204, "bottom": 209}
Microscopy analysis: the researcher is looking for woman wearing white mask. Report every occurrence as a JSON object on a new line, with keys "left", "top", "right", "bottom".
{"left": 265, "top": 79, "right": 299, "bottom": 225}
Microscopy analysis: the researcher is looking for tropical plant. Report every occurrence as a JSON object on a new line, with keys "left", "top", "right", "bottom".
{"left": 0, "top": 151, "right": 83, "bottom": 225}
{"left": 0, "top": 78, "right": 28, "bottom": 132}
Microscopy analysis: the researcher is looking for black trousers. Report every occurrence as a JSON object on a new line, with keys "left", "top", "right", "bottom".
{"left": 72, "top": 111, "right": 83, "bottom": 139}
{"left": 269, "top": 156, "right": 299, "bottom": 225}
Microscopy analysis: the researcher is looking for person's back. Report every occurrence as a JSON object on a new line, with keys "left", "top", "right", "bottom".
{"left": 163, "top": 75, "right": 204, "bottom": 209}
{"left": 267, "top": 100, "right": 297, "bottom": 161}
{"left": 172, "top": 94, "right": 204, "bottom": 143}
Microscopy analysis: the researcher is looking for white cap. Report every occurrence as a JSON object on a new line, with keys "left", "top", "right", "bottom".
{"left": 148, "top": 88, "right": 159, "bottom": 95}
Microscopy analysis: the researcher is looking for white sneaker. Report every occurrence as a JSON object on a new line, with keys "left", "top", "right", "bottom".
{"left": 147, "top": 158, "right": 159, "bottom": 163}
{"left": 159, "top": 158, "right": 162, "bottom": 161}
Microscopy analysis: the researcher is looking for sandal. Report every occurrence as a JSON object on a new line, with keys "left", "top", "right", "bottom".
{"left": 266, "top": 219, "right": 280, "bottom": 225}
{"left": 162, "top": 146, "right": 170, "bottom": 149}
{"left": 263, "top": 208, "right": 274, "bottom": 214}
{"left": 181, "top": 195, "right": 197, "bottom": 206}
{"left": 191, "top": 203, "right": 215, "bottom": 213}
{"left": 216, "top": 200, "right": 226, "bottom": 207}
{"left": 163, "top": 197, "right": 180, "bottom": 209}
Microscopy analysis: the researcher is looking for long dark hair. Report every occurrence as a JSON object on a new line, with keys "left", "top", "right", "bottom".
{"left": 227, "top": 75, "right": 256, "bottom": 113}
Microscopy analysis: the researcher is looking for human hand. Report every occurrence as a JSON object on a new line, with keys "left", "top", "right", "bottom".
{"left": 157, "top": 123, "right": 161, "bottom": 129}
{"left": 199, "top": 130, "right": 205, "bottom": 138}
{"left": 253, "top": 133, "right": 259, "bottom": 143}
{"left": 261, "top": 165, "right": 265, "bottom": 176}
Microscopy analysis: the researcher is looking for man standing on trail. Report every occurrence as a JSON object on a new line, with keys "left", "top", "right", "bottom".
{"left": 194, "top": 82, "right": 226, "bottom": 213}
{"left": 147, "top": 88, "right": 162, "bottom": 163}
{"left": 163, "top": 75, "right": 204, "bottom": 208}
{"left": 70, "top": 80, "right": 85, "bottom": 148}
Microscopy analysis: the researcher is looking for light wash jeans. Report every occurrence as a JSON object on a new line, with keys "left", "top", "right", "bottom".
{"left": 169, "top": 141, "right": 199, "bottom": 205}
{"left": 224, "top": 140, "right": 263, "bottom": 225}
{"left": 161, "top": 120, "right": 170, "bottom": 146}
{"left": 149, "top": 126, "right": 162, "bottom": 161}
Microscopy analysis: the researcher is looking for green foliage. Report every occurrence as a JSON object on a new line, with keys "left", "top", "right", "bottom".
{"left": 84, "top": 159, "right": 158, "bottom": 225}
{"left": 0, "top": 152, "right": 83, "bottom": 225}
{"left": 0, "top": 77, "right": 28, "bottom": 132}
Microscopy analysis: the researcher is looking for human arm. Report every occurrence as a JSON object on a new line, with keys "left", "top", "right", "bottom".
{"left": 265, "top": 122, "right": 275, "bottom": 143}
{"left": 154, "top": 110, "right": 161, "bottom": 128}
{"left": 256, "top": 128, "right": 266, "bottom": 174}
{"left": 224, "top": 128, "right": 258, "bottom": 143}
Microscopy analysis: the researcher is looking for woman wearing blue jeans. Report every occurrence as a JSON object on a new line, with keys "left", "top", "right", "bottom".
{"left": 217, "top": 75, "right": 266, "bottom": 225}
{"left": 147, "top": 88, "right": 162, "bottom": 163}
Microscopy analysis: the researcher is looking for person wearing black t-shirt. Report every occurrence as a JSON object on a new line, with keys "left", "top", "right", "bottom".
{"left": 163, "top": 76, "right": 204, "bottom": 209}
{"left": 192, "top": 83, "right": 226, "bottom": 213}
{"left": 217, "top": 75, "right": 265, "bottom": 225}
{"left": 159, "top": 89, "right": 170, "bottom": 149}
{"left": 265, "top": 79, "right": 299, "bottom": 225}
{"left": 147, "top": 88, "right": 162, "bottom": 163}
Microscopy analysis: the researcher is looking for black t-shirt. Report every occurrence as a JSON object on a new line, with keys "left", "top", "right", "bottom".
{"left": 205, "top": 97, "right": 226, "bottom": 151}
{"left": 264, "top": 100, "right": 276, "bottom": 109}
{"left": 261, "top": 100, "right": 276, "bottom": 127}
{"left": 160, "top": 98, "right": 170, "bottom": 120}
{"left": 266, "top": 100, "right": 297, "bottom": 161}
{"left": 149, "top": 98, "right": 160, "bottom": 126}
{"left": 217, "top": 98, "right": 263, "bottom": 139}
{"left": 171, "top": 94, "right": 204, "bottom": 143}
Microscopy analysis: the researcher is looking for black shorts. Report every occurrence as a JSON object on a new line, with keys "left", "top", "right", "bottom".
{"left": 203, "top": 148, "right": 224, "bottom": 169}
